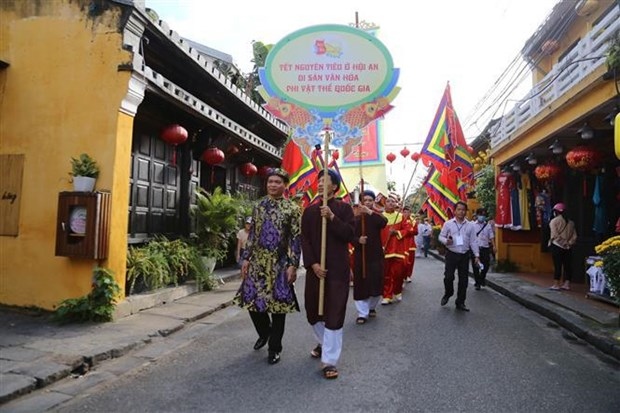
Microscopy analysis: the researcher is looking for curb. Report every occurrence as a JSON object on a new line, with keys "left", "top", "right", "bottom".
{"left": 0, "top": 269, "right": 242, "bottom": 405}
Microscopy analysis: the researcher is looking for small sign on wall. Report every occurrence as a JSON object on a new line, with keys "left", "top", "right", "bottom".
{"left": 0, "top": 154, "right": 24, "bottom": 236}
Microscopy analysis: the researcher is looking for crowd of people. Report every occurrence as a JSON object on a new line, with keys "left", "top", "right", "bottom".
{"left": 233, "top": 169, "right": 491, "bottom": 380}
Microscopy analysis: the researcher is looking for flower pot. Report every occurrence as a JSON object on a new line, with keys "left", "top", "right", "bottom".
{"left": 73, "top": 176, "right": 96, "bottom": 192}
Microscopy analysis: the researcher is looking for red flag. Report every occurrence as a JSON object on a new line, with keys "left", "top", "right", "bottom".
{"left": 280, "top": 140, "right": 315, "bottom": 198}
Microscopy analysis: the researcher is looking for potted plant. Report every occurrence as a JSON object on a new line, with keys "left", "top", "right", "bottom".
{"left": 594, "top": 235, "right": 620, "bottom": 305}
{"left": 191, "top": 187, "right": 241, "bottom": 273}
{"left": 70, "top": 153, "right": 100, "bottom": 192}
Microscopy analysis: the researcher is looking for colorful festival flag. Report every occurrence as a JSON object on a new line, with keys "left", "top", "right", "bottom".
{"left": 280, "top": 139, "right": 315, "bottom": 199}
{"left": 418, "top": 82, "right": 475, "bottom": 224}
{"left": 422, "top": 165, "right": 459, "bottom": 214}
{"left": 281, "top": 140, "right": 350, "bottom": 208}
{"left": 421, "top": 197, "right": 449, "bottom": 225}
{"left": 419, "top": 83, "right": 473, "bottom": 184}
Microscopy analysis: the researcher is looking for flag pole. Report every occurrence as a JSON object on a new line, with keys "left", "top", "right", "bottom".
{"left": 358, "top": 142, "right": 367, "bottom": 279}
{"left": 318, "top": 130, "right": 331, "bottom": 316}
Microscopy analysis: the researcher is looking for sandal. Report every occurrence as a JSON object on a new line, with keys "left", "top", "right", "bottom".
{"left": 356, "top": 317, "right": 367, "bottom": 325}
{"left": 369, "top": 309, "right": 377, "bottom": 318}
{"left": 322, "top": 365, "right": 339, "bottom": 379}
{"left": 310, "top": 345, "right": 322, "bottom": 359}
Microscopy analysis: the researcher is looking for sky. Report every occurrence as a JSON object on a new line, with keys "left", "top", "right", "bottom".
{"left": 145, "top": 0, "right": 559, "bottom": 189}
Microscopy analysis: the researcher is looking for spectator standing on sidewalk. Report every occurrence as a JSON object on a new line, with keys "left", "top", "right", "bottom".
{"left": 471, "top": 208, "right": 496, "bottom": 290}
{"left": 234, "top": 168, "right": 301, "bottom": 365}
{"left": 438, "top": 201, "right": 480, "bottom": 312}
{"left": 352, "top": 190, "right": 387, "bottom": 324}
{"left": 548, "top": 203, "right": 577, "bottom": 291}
{"left": 235, "top": 217, "right": 252, "bottom": 267}
{"left": 301, "top": 169, "right": 355, "bottom": 380}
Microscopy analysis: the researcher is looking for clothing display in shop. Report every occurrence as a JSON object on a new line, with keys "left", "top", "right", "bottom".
{"left": 495, "top": 171, "right": 514, "bottom": 227}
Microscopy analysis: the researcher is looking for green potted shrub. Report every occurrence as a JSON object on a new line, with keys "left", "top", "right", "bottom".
{"left": 54, "top": 267, "right": 120, "bottom": 323}
{"left": 191, "top": 187, "right": 242, "bottom": 273}
{"left": 70, "top": 153, "right": 100, "bottom": 192}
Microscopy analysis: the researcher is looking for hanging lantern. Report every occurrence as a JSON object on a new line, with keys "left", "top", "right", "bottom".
{"left": 467, "top": 146, "right": 475, "bottom": 155}
{"left": 239, "top": 162, "right": 258, "bottom": 177}
{"left": 386, "top": 152, "right": 396, "bottom": 176}
{"left": 400, "top": 147, "right": 410, "bottom": 158}
{"left": 411, "top": 152, "right": 420, "bottom": 162}
{"left": 534, "top": 163, "right": 562, "bottom": 182}
{"left": 201, "top": 147, "right": 225, "bottom": 165}
{"left": 258, "top": 165, "right": 272, "bottom": 177}
{"left": 201, "top": 147, "right": 225, "bottom": 183}
{"left": 160, "top": 124, "right": 188, "bottom": 166}
{"left": 226, "top": 144, "right": 240, "bottom": 156}
{"left": 565, "top": 146, "right": 602, "bottom": 172}
{"left": 332, "top": 149, "right": 340, "bottom": 161}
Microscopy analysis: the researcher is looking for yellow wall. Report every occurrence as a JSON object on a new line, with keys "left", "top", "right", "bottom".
{"left": 0, "top": 1, "right": 133, "bottom": 309}
{"left": 490, "top": 2, "right": 617, "bottom": 275}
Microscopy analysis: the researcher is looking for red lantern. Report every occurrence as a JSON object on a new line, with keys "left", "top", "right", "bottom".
{"left": 386, "top": 152, "right": 396, "bottom": 163}
{"left": 201, "top": 147, "right": 225, "bottom": 165}
{"left": 160, "top": 124, "right": 188, "bottom": 165}
{"left": 258, "top": 165, "right": 272, "bottom": 177}
{"left": 226, "top": 144, "right": 240, "bottom": 156}
{"left": 411, "top": 152, "right": 420, "bottom": 162}
{"left": 239, "top": 162, "right": 258, "bottom": 177}
{"left": 534, "top": 163, "right": 562, "bottom": 182}
{"left": 201, "top": 147, "right": 225, "bottom": 184}
{"left": 332, "top": 149, "right": 340, "bottom": 161}
{"left": 565, "top": 146, "right": 602, "bottom": 172}
{"left": 400, "top": 147, "right": 410, "bottom": 158}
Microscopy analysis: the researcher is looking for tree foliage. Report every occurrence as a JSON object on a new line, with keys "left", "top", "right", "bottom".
{"left": 474, "top": 165, "right": 496, "bottom": 218}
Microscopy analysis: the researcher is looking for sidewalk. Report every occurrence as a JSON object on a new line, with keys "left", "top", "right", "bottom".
{"left": 1, "top": 257, "right": 619, "bottom": 409}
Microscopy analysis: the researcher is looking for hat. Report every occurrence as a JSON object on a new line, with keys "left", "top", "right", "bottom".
{"left": 553, "top": 202, "right": 565, "bottom": 212}
{"left": 245, "top": 217, "right": 252, "bottom": 224}
{"left": 267, "top": 167, "right": 290, "bottom": 184}
{"left": 318, "top": 169, "right": 341, "bottom": 189}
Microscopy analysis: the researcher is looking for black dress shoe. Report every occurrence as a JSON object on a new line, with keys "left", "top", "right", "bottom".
{"left": 440, "top": 296, "right": 449, "bottom": 306}
{"left": 456, "top": 304, "right": 470, "bottom": 312}
{"left": 253, "top": 336, "right": 269, "bottom": 350}
{"left": 268, "top": 351, "right": 280, "bottom": 364}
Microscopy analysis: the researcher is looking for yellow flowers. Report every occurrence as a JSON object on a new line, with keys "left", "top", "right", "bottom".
{"left": 596, "top": 236, "right": 620, "bottom": 303}
{"left": 594, "top": 235, "right": 620, "bottom": 255}
{"left": 594, "top": 260, "right": 603, "bottom": 267}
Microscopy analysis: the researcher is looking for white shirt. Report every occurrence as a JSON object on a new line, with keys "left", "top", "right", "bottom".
{"left": 419, "top": 223, "right": 432, "bottom": 237}
{"left": 473, "top": 220, "right": 495, "bottom": 248}
{"left": 438, "top": 218, "right": 480, "bottom": 256}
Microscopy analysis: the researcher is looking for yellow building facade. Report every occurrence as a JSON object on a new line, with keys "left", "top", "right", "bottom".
{"left": 0, "top": 0, "right": 288, "bottom": 309}
{"left": 489, "top": 1, "right": 619, "bottom": 278}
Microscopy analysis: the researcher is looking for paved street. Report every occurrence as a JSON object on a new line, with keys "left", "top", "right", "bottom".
{"left": 49, "top": 257, "right": 620, "bottom": 413}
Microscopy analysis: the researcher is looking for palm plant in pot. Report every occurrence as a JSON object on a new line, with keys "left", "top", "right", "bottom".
{"left": 70, "top": 153, "right": 100, "bottom": 192}
{"left": 191, "top": 187, "right": 242, "bottom": 274}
